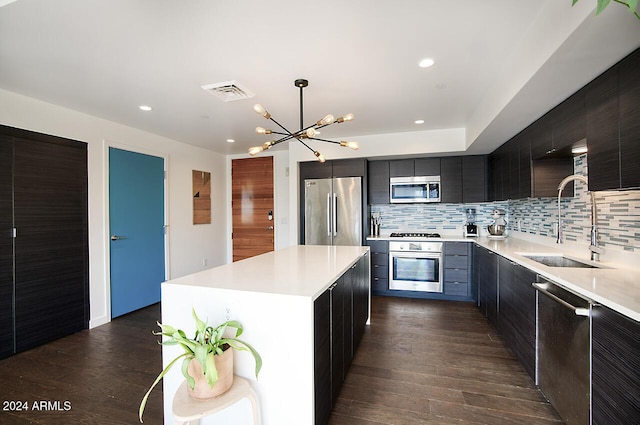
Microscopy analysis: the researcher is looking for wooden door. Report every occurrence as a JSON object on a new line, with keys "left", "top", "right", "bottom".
{"left": 0, "top": 136, "right": 14, "bottom": 359}
{"left": 232, "top": 157, "right": 274, "bottom": 262}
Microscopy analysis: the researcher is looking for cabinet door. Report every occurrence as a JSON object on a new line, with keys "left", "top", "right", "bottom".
{"left": 462, "top": 156, "right": 488, "bottom": 203}
{"left": 507, "top": 139, "right": 520, "bottom": 200}
{"left": 314, "top": 290, "right": 331, "bottom": 425}
{"left": 619, "top": 49, "right": 640, "bottom": 189}
{"left": 352, "top": 256, "right": 368, "bottom": 350}
{"left": 586, "top": 67, "right": 621, "bottom": 191}
{"left": 550, "top": 88, "right": 586, "bottom": 153}
{"left": 497, "top": 258, "right": 536, "bottom": 380}
{"left": 440, "top": 157, "right": 462, "bottom": 203}
{"left": 329, "top": 280, "right": 344, "bottom": 405}
{"left": 367, "top": 161, "right": 389, "bottom": 205}
{"left": 529, "top": 114, "right": 553, "bottom": 160}
{"left": 475, "top": 246, "right": 497, "bottom": 321}
{"left": 518, "top": 128, "right": 532, "bottom": 199}
{"left": 300, "top": 160, "right": 332, "bottom": 180}
{"left": 342, "top": 268, "right": 354, "bottom": 371}
{"left": 0, "top": 137, "right": 13, "bottom": 359}
{"left": 414, "top": 158, "right": 440, "bottom": 176}
{"left": 389, "top": 159, "right": 414, "bottom": 177}
{"left": 13, "top": 136, "right": 88, "bottom": 353}
{"left": 592, "top": 305, "right": 640, "bottom": 424}
{"left": 332, "top": 158, "right": 366, "bottom": 178}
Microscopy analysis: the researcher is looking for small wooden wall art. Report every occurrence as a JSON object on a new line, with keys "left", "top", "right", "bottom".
{"left": 192, "top": 170, "right": 211, "bottom": 224}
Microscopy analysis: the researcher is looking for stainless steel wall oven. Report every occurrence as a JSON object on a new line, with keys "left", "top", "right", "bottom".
{"left": 389, "top": 241, "right": 443, "bottom": 292}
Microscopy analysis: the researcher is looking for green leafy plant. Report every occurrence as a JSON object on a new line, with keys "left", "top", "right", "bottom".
{"left": 138, "top": 308, "right": 262, "bottom": 423}
{"left": 572, "top": 0, "right": 640, "bottom": 19}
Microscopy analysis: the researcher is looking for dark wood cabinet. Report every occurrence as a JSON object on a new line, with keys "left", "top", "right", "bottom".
{"left": 443, "top": 242, "right": 471, "bottom": 298}
{"left": 489, "top": 145, "right": 507, "bottom": 201}
{"left": 592, "top": 305, "right": 640, "bottom": 424}
{"left": 332, "top": 158, "right": 366, "bottom": 178}
{"left": 367, "top": 240, "right": 389, "bottom": 293}
{"left": 462, "top": 155, "right": 488, "bottom": 203}
{"left": 389, "top": 159, "right": 415, "bottom": 177}
{"left": 440, "top": 157, "right": 462, "bottom": 203}
{"left": 314, "top": 254, "right": 369, "bottom": 425}
{"left": 367, "top": 161, "right": 389, "bottom": 205}
{"left": 414, "top": 158, "right": 440, "bottom": 176}
{"left": 619, "top": 49, "right": 640, "bottom": 189}
{"left": 475, "top": 245, "right": 498, "bottom": 327}
{"left": 299, "top": 160, "right": 332, "bottom": 180}
{"left": 0, "top": 126, "right": 89, "bottom": 359}
{"left": 550, "top": 88, "right": 586, "bottom": 153}
{"left": 507, "top": 139, "right": 520, "bottom": 200}
{"left": 518, "top": 128, "right": 532, "bottom": 198}
{"left": 529, "top": 113, "right": 553, "bottom": 160}
{"left": 586, "top": 67, "right": 621, "bottom": 191}
{"left": 0, "top": 138, "right": 13, "bottom": 359}
{"left": 497, "top": 257, "right": 536, "bottom": 380}
{"left": 313, "top": 290, "right": 331, "bottom": 425}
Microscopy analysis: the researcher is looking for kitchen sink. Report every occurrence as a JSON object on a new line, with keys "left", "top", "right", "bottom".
{"left": 518, "top": 254, "right": 605, "bottom": 269}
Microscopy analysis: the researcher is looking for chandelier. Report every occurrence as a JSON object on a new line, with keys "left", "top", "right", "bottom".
{"left": 248, "top": 79, "right": 358, "bottom": 162}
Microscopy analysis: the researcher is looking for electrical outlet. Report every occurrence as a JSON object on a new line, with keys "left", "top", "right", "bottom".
{"left": 202, "top": 258, "right": 207, "bottom": 267}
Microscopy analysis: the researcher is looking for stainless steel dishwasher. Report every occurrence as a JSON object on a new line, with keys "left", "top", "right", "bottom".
{"left": 533, "top": 277, "right": 591, "bottom": 425}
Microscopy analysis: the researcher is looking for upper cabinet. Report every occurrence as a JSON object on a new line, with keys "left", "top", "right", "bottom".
{"left": 462, "top": 156, "right": 488, "bottom": 203}
{"left": 367, "top": 160, "right": 390, "bottom": 205}
{"left": 619, "top": 49, "right": 640, "bottom": 189}
{"left": 389, "top": 158, "right": 440, "bottom": 178}
{"left": 585, "top": 48, "right": 640, "bottom": 191}
{"left": 440, "top": 157, "right": 462, "bottom": 203}
{"left": 550, "top": 88, "right": 586, "bottom": 153}
{"left": 586, "top": 67, "right": 621, "bottom": 191}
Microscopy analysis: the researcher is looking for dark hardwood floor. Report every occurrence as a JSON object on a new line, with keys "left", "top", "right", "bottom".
{"left": 329, "top": 296, "right": 563, "bottom": 425}
{"left": 0, "top": 304, "right": 163, "bottom": 425}
{"left": 0, "top": 297, "right": 562, "bottom": 425}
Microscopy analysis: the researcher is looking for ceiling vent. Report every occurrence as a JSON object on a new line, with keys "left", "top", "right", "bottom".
{"left": 201, "top": 80, "right": 255, "bottom": 102}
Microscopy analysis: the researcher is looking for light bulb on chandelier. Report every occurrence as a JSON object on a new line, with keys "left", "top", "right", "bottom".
{"left": 247, "top": 79, "right": 358, "bottom": 162}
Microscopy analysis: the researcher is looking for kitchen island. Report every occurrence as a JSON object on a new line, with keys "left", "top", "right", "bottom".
{"left": 160, "top": 245, "right": 370, "bottom": 425}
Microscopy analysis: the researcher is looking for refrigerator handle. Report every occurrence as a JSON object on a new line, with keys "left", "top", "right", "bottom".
{"left": 333, "top": 193, "right": 338, "bottom": 237}
{"left": 326, "top": 193, "right": 332, "bottom": 236}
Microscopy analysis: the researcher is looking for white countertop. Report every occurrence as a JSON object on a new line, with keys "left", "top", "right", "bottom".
{"left": 368, "top": 234, "right": 640, "bottom": 322}
{"left": 164, "top": 245, "right": 369, "bottom": 300}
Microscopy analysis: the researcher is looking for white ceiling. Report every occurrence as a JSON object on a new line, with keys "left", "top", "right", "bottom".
{"left": 1, "top": 0, "right": 639, "bottom": 156}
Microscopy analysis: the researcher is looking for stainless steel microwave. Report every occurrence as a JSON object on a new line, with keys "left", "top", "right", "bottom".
{"left": 389, "top": 176, "right": 441, "bottom": 203}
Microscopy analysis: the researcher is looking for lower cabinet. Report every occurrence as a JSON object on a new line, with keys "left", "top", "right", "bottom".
{"left": 443, "top": 242, "right": 471, "bottom": 298}
{"left": 367, "top": 240, "right": 389, "bottom": 293}
{"left": 592, "top": 305, "right": 640, "bottom": 424}
{"left": 497, "top": 257, "right": 536, "bottom": 380}
{"left": 313, "top": 290, "right": 331, "bottom": 425}
{"left": 314, "top": 254, "right": 369, "bottom": 425}
{"left": 474, "top": 244, "right": 498, "bottom": 327}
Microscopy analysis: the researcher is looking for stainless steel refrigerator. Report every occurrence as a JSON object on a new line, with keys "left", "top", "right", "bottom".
{"left": 304, "top": 177, "right": 362, "bottom": 246}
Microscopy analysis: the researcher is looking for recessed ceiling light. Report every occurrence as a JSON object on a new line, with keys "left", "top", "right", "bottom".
{"left": 418, "top": 58, "right": 435, "bottom": 68}
{"left": 414, "top": 119, "right": 425, "bottom": 124}
{"left": 139, "top": 105, "right": 152, "bottom": 111}
{"left": 226, "top": 139, "right": 235, "bottom": 143}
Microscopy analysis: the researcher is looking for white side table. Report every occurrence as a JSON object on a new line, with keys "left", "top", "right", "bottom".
{"left": 172, "top": 376, "right": 260, "bottom": 425}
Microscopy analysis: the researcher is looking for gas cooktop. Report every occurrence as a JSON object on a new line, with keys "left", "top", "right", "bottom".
{"left": 389, "top": 232, "right": 441, "bottom": 238}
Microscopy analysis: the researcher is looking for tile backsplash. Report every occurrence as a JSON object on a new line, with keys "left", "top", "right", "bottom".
{"left": 370, "top": 154, "right": 640, "bottom": 253}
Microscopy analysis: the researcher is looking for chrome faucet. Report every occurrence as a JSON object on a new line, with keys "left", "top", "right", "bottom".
{"left": 556, "top": 174, "right": 603, "bottom": 261}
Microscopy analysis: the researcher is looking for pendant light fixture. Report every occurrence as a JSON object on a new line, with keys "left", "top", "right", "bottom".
{"left": 248, "top": 79, "right": 358, "bottom": 162}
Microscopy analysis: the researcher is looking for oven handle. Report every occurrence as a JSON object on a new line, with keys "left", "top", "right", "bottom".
{"left": 389, "top": 251, "right": 442, "bottom": 259}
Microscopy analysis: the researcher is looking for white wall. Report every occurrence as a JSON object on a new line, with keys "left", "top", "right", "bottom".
{"left": 0, "top": 88, "right": 228, "bottom": 328}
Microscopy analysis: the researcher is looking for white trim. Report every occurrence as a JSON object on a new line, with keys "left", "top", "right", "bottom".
{"left": 101, "top": 140, "right": 170, "bottom": 324}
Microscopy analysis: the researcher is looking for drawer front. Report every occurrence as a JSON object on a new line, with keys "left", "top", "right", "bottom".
{"left": 444, "top": 281, "right": 469, "bottom": 297}
{"left": 372, "top": 265, "right": 388, "bottom": 280}
{"left": 371, "top": 253, "right": 389, "bottom": 267}
{"left": 371, "top": 277, "right": 388, "bottom": 292}
{"left": 444, "top": 242, "right": 469, "bottom": 255}
{"left": 445, "top": 255, "right": 468, "bottom": 270}
{"left": 367, "top": 240, "right": 388, "bottom": 254}
{"left": 444, "top": 268, "right": 468, "bottom": 283}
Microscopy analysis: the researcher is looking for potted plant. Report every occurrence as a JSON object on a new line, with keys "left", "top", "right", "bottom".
{"left": 138, "top": 307, "right": 262, "bottom": 423}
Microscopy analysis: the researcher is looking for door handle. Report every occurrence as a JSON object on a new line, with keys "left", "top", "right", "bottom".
{"left": 267, "top": 226, "right": 274, "bottom": 231}
{"left": 333, "top": 193, "right": 338, "bottom": 237}
{"left": 111, "top": 235, "right": 126, "bottom": 241}
{"left": 327, "top": 193, "right": 332, "bottom": 237}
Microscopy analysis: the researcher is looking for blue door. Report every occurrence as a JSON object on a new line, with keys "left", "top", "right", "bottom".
{"left": 109, "top": 148, "right": 165, "bottom": 318}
